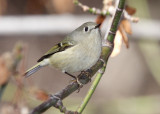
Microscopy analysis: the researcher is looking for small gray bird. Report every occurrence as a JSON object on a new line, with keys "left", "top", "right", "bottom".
{"left": 24, "top": 22, "right": 102, "bottom": 80}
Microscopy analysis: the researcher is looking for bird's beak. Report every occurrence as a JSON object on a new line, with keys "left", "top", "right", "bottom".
{"left": 95, "top": 23, "right": 101, "bottom": 29}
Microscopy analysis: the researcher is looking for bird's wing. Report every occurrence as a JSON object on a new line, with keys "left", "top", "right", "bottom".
{"left": 37, "top": 40, "right": 75, "bottom": 62}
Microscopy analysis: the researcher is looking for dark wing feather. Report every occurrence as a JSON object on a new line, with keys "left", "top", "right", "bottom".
{"left": 37, "top": 53, "right": 55, "bottom": 62}
{"left": 37, "top": 42, "right": 74, "bottom": 62}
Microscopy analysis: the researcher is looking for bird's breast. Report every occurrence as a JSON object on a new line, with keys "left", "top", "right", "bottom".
{"left": 49, "top": 35, "right": 101, "bottom": 73}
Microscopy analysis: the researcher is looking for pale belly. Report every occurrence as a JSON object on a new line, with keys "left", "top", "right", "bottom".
{"left": 49, "top": 43, "right": 101, "bottom": 73}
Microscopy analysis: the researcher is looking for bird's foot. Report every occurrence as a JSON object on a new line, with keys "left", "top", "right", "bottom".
{"left": 65, "top": 72, "right": 83, "bottom": 92}
{"left": 80, "top": 70, "right": 92, "bottom": 82}
{"left": 76, "top": 78, "right": 83, "bottom": 93}
{"left": 70, "top": 78, "right": 83, "bottom": 93}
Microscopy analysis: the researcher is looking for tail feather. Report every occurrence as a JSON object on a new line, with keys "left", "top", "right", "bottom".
{"left": 24, "top": 63, "right": 42, "bottom": 77}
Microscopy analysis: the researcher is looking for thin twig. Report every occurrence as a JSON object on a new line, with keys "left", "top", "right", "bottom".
{"left": 73, "top": 0, "right": 111, "bottom": 15}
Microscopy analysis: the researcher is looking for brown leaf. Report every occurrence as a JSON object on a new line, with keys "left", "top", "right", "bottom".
{"left": 111, "top": 30, "right": 122, "bottom": 57}
{"left": 119, "top": 25, "right": 129, "bottom": 48}
{"left": 35, "top": 89, "right": 49, "bottom": 101}
{"left": 96, "top": 15, "right": 106, "bottom": 27}
{"left": 125, "top": 5, "right": 136, "bottom": 15}
{"left": 121, "top": 19, "right": 132, "bottom": 35}
{"left": 29, "top": 87, "right": 49, "bottom": 101}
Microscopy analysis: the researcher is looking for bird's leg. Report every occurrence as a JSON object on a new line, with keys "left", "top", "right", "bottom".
{"left": 65, "top": 72, "right": 76, "bottom": 79}
{"left": 65, "top": 72, "right": 83, "bottom": 91}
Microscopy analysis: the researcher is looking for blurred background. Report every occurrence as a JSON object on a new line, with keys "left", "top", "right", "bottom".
{"left": 0, "top": 0, "right": 160, "bottom": 114}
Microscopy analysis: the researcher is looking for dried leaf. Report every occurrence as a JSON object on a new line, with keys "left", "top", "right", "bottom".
{"left": 111, "top": 30, "right": 122, "bottom": 57}
{"left": 121, "top": 19, "right": 132, "bottom": 34}
{"left": 35, "top": 89, "right": 49, "bottom": 101}
{"left": 125, "top": 5, "right": 136, "bottom": 15}
{"left": 96, "top": 15, "right": 106, "bottom": 27}
{"left": 29, "top": 87, "right": 49, "bottom": 101}
{"left": 119, "top": 24, "right": 129, "bottom": 48}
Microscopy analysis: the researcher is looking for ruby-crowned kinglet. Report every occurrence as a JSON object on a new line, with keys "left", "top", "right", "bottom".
{"left": 24, "top": 22, "right": 102, "bottom": 78}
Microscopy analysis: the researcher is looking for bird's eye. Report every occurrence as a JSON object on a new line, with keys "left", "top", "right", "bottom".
{"left": 84, "top": 27, "right": 88, "bottom": 32}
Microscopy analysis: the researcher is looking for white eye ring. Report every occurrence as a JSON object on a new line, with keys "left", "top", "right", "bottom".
{"left": 84, "top": 26, "right": 88, "bottom": 32}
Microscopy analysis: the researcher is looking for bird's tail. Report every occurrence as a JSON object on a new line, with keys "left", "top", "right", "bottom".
{"left": 24, "top": 63, "right": 42, "bottom": 77}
